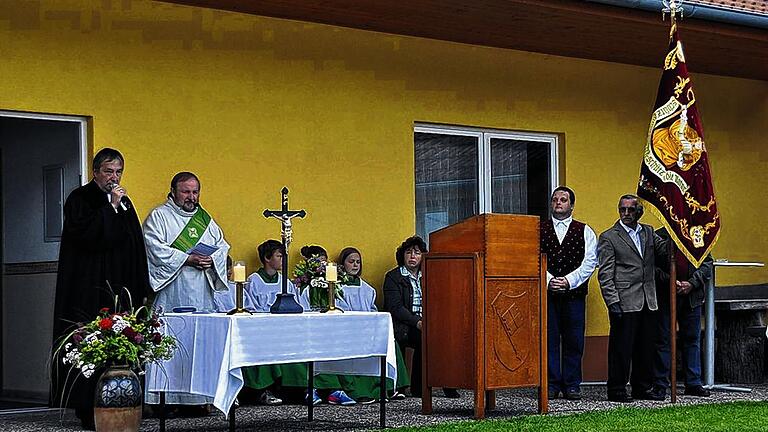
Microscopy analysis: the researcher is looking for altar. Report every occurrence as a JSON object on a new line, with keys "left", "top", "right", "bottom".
{"left": 145, "top": 311, "right": 397, "bottom": 429}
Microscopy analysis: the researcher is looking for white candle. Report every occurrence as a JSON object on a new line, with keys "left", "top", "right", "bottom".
{"left": 325, "top": 263, "right": 337, "bottom": 282}
{"left": 233, "top": 261, "right": 246, "bottom": 282}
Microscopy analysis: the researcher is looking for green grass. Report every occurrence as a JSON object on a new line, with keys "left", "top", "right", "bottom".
{"left": 392, "top": 401, "right": 768, "bottom": 431}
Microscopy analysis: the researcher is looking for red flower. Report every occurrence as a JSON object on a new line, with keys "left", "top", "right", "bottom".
{"left": 99, "top": 307, "right": 110, "bottom": 314}
{"left": 98, "top": 318, "right": 112, "bottom": 330}
{"left": 152, "top": 333, "right": 162, "bottom": 344}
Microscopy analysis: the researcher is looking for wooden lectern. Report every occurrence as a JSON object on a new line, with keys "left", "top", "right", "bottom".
{"left": 421, "top": 213, "right": 547, "bottom": 418}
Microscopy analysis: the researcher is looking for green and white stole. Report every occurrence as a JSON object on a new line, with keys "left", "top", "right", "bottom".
{"left": 170, "top": 206, "right": 212, "bottom": 252}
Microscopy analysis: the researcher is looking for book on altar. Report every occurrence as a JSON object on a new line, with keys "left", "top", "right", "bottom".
{"left": 186, "top": 242, "right": 219, "bottom": 257}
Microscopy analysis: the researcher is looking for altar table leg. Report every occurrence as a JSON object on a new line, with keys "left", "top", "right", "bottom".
{"left": 229, "top": 403, "right": 236, "bottom": 432}
{"left": 159, "top": 392, "right": 166, "bottom": 432}
{"left": 379, "top": 356, "right": 386, "bottom": 428}
{"left": 307, "top": 361, "right": 314, "bottom": 422}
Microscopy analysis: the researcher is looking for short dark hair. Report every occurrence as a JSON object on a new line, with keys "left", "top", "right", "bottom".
{"left": 552, "top": 186, "right": 575, "bottom": 205}
{"left": 338, "top": 247, "right": 363, "bottom": 277}
{"left": 168, "top": 172, "right": 200, "bottom": 198}
{"left": 300, "top": 245, "right": 327, "bottom": 259}
{"left": 226, "top": 255, "right": 233, "bottom": 270}
{"left": 396, "top": 236, "right": 427, "bottom": 267}
{"left": 258, "top": 240, "right": 284, "bottom": 264}
{"left": 92, "top": 148, "right": 124, "bottom": 172}
{"left": 618, "top": 194, "right": 644, "bottom": 216}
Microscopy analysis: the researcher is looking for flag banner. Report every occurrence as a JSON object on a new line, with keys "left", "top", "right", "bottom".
{"left": 637, "top": 23, "right": 720, "bottom": 267}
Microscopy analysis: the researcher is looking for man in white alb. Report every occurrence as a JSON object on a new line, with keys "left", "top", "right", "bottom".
{"left": 143, "top": 171, "right": 230, "bottom": 406}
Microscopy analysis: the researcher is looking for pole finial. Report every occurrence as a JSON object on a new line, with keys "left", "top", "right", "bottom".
{"left": 662, "top": 0, "right": 684, "bottom": 25}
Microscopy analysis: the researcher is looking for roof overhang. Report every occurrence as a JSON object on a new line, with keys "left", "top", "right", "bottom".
{"left": 157, "top": 0, "right": 768, "bottom": 81}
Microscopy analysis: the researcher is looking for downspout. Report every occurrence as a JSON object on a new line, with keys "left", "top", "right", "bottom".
{"left": 585, "top": 0, "right": 768, "bottom": 29}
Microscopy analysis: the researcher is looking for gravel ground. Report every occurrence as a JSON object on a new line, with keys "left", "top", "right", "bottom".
{"left": 1, "top": 385, "right": 766, "bottom": 432}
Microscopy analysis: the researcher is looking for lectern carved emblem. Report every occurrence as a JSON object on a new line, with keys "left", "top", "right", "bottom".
{"left": 491, "top": 291, "right": 530, "bottom": 372}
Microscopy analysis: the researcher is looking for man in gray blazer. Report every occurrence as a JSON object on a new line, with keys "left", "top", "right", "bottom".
{"left": 598, "top": 194, "right": 666, "bottom": 402}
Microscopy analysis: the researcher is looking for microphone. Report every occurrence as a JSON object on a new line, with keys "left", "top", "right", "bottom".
{"left": 107, "top": 183, "right": 130, "bottom": 211}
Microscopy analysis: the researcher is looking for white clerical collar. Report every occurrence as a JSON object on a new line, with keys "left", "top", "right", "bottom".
{"left": 552, "top": 215, "right": 572, "bottom": 227}
{"left": 619, "top": 220, "right": 641, "bottom": 234}
{"left": 166, "top": 197, "right": 197, "bottom": 217}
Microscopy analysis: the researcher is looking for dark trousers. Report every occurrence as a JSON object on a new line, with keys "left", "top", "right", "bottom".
{"left": 653, "top": 296, "right": 704, "bottom": 388}
{"left": 607, "top": 306, "right": 657, "bottom": 396}
{"left": 398, "top": 327, "right": 422, "bottom": 397}
{"left": 547, "top": 293, "right": 585, "bottom": 392}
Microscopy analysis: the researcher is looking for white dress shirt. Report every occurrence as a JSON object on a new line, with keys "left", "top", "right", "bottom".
{"left": 546, "top": 216, "right": 598, "bottom": 290}
{"left": 619, "top": 220, "right": 644, "bottom": 257}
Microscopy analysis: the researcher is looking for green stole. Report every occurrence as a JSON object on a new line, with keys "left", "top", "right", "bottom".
{"left": 170, "top": 206, "right": 212, "bottom": 252}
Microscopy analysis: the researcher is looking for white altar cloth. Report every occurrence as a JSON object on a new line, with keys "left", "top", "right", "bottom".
{"left": 145, "top": 312, "right": 397, "bottom": 415}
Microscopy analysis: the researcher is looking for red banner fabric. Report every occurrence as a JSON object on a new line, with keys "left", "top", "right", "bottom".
{"left": 637, "top": 23, "right": 720, "bottom": 268}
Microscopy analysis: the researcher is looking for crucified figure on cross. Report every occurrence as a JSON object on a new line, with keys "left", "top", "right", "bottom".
{"left": 263, "top": 187, "right": 306, "bottom": 314}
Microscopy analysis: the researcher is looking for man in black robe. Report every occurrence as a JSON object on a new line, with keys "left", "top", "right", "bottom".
{"left": 50, "top": 148, "right": 150, "bottom": 430}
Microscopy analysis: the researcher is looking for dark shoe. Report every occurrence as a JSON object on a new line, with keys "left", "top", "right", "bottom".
{"left": 684, "top": 385, "right": 711, "bottom": 397}
{"left": 650, "top": 386, "right": 667, "bottom": 400}
{"left": 631, "top": 388, "right": 663, "bottom": 401}
{"left": 80, "top": 417, "right": 96, "bottom": 431}
{"left": 75, "top": 408, "right": 96, "bottom": 430}
{"left": 548, "top": 388, "right": 560, "bottom": 399}
{"left": 443, "top": 388, "right": 460, "bottom": 398}
{"left": 564, "top": 388, "right": 582, "bottom": 400}
{"left": 608, "top": 393, "right": 633, "bottom": 403}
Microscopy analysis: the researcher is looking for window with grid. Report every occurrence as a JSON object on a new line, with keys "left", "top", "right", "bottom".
{"left": 414, "top": 125, "right": 558, "bottom": 243}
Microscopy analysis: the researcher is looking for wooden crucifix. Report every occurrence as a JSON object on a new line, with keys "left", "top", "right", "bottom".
{"left": 263, "top": 187, "right": 306, "bottom": 314}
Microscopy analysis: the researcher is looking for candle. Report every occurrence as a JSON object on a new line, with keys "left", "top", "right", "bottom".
{"left": 325, "top": 263, "right": 337, "bottom": 282}
{"left": 233, "top": 261, "right": 246, "bottom": 283}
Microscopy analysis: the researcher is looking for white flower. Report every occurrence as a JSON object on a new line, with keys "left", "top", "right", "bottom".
{"left": 84, "top": 331, "right": 101, "bottom": 344}
{"left": 310, "top": 278, "right": 328, "bottom": 288}
{"left": 65, "top": 343, "right": 72, "bottom": 350}
{"left": 111, "top": 316, "right": 129, "bottom": 333}
{"left": 63, "top": 349, "right": 80, "bottom": 365}
{"left": 82, "top": 364, "right": 96, "bottom": 378}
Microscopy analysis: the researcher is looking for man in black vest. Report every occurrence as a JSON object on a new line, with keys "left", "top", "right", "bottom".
{"left": 540, "top": 187, "right": 597, "bottom": 400}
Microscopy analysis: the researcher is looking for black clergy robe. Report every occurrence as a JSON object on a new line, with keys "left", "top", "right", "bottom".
{"left": 50, "top": 180, "right": 150, "bottom": 411}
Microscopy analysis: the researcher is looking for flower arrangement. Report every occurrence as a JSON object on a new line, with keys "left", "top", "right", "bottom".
{"left": 292, "top": 254, "right": 352, "bottom": 309}
{"left": 57, "top": 306, "right": 177, "bottom": 378}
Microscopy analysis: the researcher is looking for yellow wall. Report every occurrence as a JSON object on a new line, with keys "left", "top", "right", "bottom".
{"left": 2, "top": 0, "right": 766, "bottom": 336}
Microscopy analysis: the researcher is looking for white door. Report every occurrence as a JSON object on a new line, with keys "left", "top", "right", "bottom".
{"left": 0, "top": 111, "right": 86, "bottom": 404}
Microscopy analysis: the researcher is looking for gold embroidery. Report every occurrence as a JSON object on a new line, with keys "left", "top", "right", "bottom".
{"left": 663, "top": 41, "right": 685, "bottom": 71}
{"left": 657, "top": 195, "right": 719, "bottom": 246}
{"left": 665, "top": 49, "right": 678, "bottom": 70}
{"left": 684, "top": 193, "right": 715, "bottom": 214}
{"left": 674, "top": 76, "right": 689, "bottom": 97}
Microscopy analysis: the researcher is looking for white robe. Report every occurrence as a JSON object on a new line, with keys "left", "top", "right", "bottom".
{"left": 246, "top": 270, "right": 308, "bottom": 313}
{"left": 143, "top": 198, "right": 230, "bottom": 313}
{"left": 213, "top": 281, "right": 257, "bottom": 313}
{"left": 143, "top": 199, "right": 229, "bottom": 405}
{"left": 339, "top": 279, "right": 378, "bottom": 312}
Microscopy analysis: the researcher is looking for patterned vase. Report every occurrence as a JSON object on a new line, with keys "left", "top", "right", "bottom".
{"left": 93, "top": 365, "right": 142, "bottom": 432}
